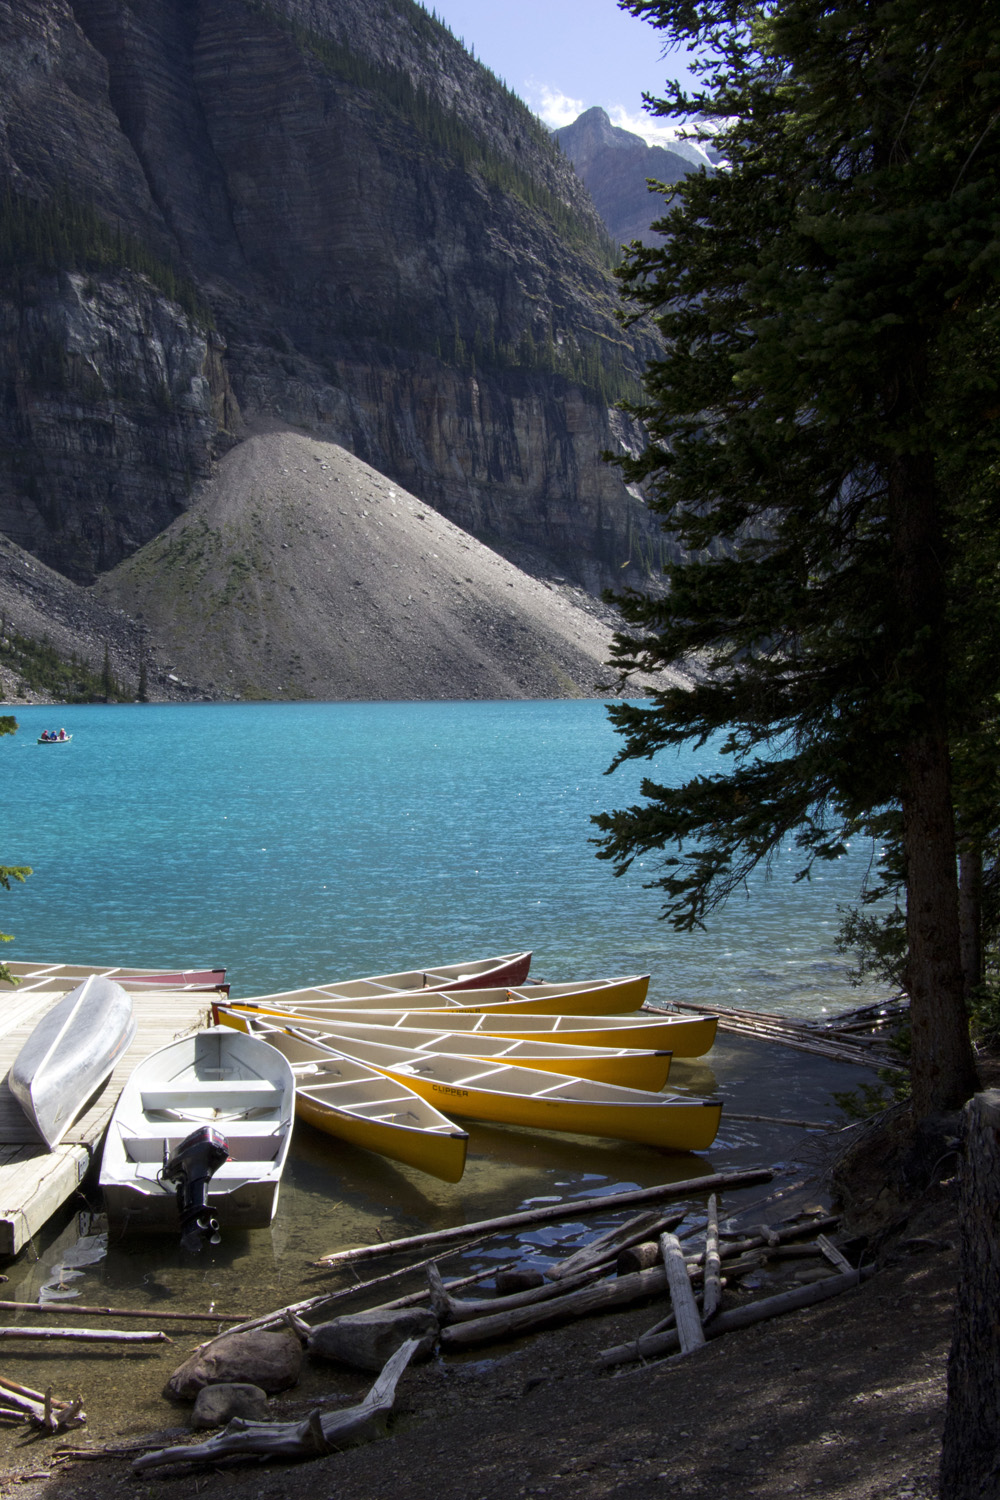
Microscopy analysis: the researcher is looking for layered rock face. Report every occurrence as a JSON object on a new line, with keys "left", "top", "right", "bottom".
{"left": 0, "top": 0, "right": 663, "bottom": 593}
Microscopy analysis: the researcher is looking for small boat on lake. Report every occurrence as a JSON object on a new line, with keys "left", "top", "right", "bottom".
{"left": 99, "top": 1026, "right": 294, "bottom": 1247}
{"left": 227, "top": 973, "right": 649, "bottom": 1017}
{"left": 219, "top": 1001, "right": 717, "bottom": 1058}
{"left": 9, "top": 975, "right": 137, "bottom": 1150}
{"left": 1, "top": 960, "right": 227, "bottom": 994}
{"left": 36, "top": 731, "right": 71, "bottom": 744}
{"left": 224, "top": 1012, "right": 723, "bottom": 1152}
{"left": 219, "top": 1024, "right": 469, "bottom": 1183}
{"left": 220, "top": 1009, "right": 673, "bottom": 1090}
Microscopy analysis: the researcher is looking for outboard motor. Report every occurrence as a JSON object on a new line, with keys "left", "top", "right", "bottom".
{"left": 161, "top": 1126, "right": 230, "bottom": 1252}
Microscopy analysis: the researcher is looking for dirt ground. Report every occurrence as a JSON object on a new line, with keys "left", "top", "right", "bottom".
{"left": 0, "top": 1099, "right": 968, "bottom": 1500}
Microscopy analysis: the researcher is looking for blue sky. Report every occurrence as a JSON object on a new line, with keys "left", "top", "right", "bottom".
{"left": 426, "top": 0, "right": 701, "bottom": 145}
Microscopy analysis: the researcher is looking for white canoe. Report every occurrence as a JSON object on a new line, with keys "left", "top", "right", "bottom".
{"left": 226, "top": 1014, "right": 723, "bottom": 1153}
{"left": 9, "top": 976, "right": 137, "bottom": 1151}
{"left": 100, "top": 1026, "right": 295, "bottom": 1236}
{"left": 233, "top": 1027, "right": 469, "bottom": 1183}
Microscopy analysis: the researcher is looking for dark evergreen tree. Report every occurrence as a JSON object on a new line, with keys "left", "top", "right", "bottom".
{"left": 594, "top": 0, "right": 1000, "bottom": 1114}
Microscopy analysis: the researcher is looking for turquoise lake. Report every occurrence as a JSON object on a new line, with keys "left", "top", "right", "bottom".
{"left": 4, "top": 698, "right": 887, "bottom": 1017}
{"left": 0, "top": 699, "right": 888, "bottom": 1438}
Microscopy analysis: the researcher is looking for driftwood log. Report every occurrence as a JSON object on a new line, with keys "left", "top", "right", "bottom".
{"left": 702, "top": 1194, "right": 721, "bottom": 1321}
{"left": 133, "top": 1337, "right": 419, "bottom": 1471}
{"left": 940, "top": 1089, "right": 1000, "bottom": 1500}
{"left": 193, "top": 1237, "right": 494, "bottom": 1354}
{"left": 596, "top": 1267, "right": 872, "bottom": 1369}
{"left": 427, "top": 1263, "right": 605, "bottom": 1325}
{"left": 439, "top": 1263, "right": 677, "bottom": 1349}
{"left": 617, "top": 1242, "right": 661, "bottom": 1276}
{"left": 314, "top": 1169, "right": 773, "bottom": 1269}
{"left": 0, "top": 1375, "right": 85, "bottom": 1433}
{"left": 660, "top": 1232, "right": 704, "bottom": 1354}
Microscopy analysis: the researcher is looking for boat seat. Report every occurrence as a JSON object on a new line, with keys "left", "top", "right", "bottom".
{"left": 139, "top": 1082, "right": 283, "bottom": 1111}
{"left": 122, "top": 1130, "right": 284, "bottom": 1163}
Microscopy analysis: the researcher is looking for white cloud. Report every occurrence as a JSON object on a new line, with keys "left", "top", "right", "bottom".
{"left": 525, "top": 83, "right": 587, "bottom": 129}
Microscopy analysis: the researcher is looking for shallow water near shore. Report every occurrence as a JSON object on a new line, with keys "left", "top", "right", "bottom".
{"left": 0, "top": 700, "right": 888, "bottom": 1448}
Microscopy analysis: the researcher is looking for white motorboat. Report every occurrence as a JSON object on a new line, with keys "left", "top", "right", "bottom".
{"left": 100, "top": 1026, "right": 295, "bottom": 1248}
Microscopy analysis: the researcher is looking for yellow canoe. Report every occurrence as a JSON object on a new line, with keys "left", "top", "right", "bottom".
{"left": 219, "top": 1000, "right": 715, "bottom": 1058}
{"left": 226, "top": 974, "right": 650, "bottom": 1017}
{"left": 224, "top": 1010, "right": 672, "bottom": 1089}
{"left": 216, "top": 1019, "right": 468, "bottom": 1183}
{"left": 223, "top": 1012, "right": 723, "bottom": 1152}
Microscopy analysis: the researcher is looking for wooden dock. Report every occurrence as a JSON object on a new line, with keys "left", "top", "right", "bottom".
{"left": 0, "top": 988, "right": 210, "bottom": 1256}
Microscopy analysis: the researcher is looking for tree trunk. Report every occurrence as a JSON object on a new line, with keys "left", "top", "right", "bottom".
{"left": 958, "top": 842, "right": 983, "bottom": 1000}
{"left": 939, "top": 1091, "right": 1000, "bottom": 1498}
{"left": 889, "top": 442, "right": 977, "bottom": 1114}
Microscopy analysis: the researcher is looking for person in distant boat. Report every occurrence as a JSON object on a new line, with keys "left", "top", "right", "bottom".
{"left": 57, "top": 728, "right": 67, "bottom": 740}
{"left": 40, "top": 731, "right": 49, "bottom": 741}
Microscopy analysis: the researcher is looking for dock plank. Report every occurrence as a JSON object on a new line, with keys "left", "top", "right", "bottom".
{"left": 0, "top": 990, "right": 209, "bottom": 1256}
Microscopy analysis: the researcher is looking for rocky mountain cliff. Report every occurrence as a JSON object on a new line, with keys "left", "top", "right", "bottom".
{"left": 0, "top": 0, "right": 666, "bottom": 605}
{"left": 555, "top": 107, "right": 707, "bottom": 248}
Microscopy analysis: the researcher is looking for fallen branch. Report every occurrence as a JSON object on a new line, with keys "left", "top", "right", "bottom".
{"left": 0, "top": 1301, "right": 246, "bottom": 1324}
{"left": 427, "top": 1262, "right": 607, "bottom": 1325}
{"left": 314, "top": 1169, "right": 774, "bottom": 1269}
{"left": 133, "top": 1337, "right": 419, "bottom": 1470}
{"left": 597, "top": 1267, "right": 874, "bottom": 1370}
{"left": 194, "top": 1236, "right": 493, "bottom": 1353}
{"left": 0, "top": 1328, "right": 171, "bottom": 1345}
{"left": 0, "top": 1376, "right": 86, "bottom": 1433}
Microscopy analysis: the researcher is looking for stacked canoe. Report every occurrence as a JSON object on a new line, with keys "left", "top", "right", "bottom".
{"left": 215, "top": 949, "right": 722, "bottom": 1181}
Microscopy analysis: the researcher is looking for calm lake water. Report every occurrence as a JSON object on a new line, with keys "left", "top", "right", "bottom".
{"left": 0, "top": 701, "right": 887, "bottom": 1442}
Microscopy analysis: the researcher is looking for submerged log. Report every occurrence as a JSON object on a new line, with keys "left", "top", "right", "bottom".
{"left": 0, "top": 1301, "right": 246, "bottom": 1324}
{"left": 596, "top": 1267, "right": 872, "bottom": 1369}
{"left": 549, "top": 1210, "right": 685, "bottom": 1282}
{"left": 133, "top": 1338, "right": 418, "bottom": 1471}
{"left": 0, "top": 1375, "right": 86, "bottom": 1433}
{"left": 0, "top": 1328, "right": 170, "bottom": 1345}
{"left": 314, "top": 1169, "right": 773, "bottom": 1269}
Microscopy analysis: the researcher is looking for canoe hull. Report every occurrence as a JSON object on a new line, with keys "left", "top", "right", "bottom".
{"left": 295, "top": 1091, "right": 468, "bottom": 1183}
{"left": 229, "top": 1015, "right": 723, "bottom": 1154}
{"left": 218, "top": 1001, "right": 716, "bottom": 1058}
{"left": 99, "top": 1026, "right": 295, "bottom": 1233}
{"left": 9, "top": 976, "right": 137, "bottom": 1150}
{"left": 219, "top": 1019, "right": 469, "bottom": 1182}
{"left": 226, "top": 1008, "right": 673, "bottom": 1090}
